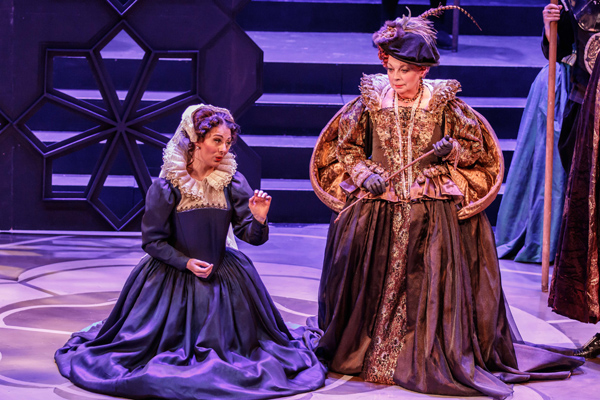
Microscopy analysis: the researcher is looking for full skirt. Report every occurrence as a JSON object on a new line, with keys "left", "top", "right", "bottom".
{"left": 55, "top": 248, "right": 326, "bottom": 400}
{"left": 317, "top": 197, "right": 583, "bottom": 399}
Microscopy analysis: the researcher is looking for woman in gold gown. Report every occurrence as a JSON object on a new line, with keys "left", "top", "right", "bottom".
{"left": 310, "top": 8, "right": 583, "bottom": 399}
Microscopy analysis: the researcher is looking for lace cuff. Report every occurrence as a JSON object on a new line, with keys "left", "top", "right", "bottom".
{"left": 442, "top": 139, "right": 462, "bottom": 169}
{"left": 351, "top": 162, "right": 374, "bottom": 188}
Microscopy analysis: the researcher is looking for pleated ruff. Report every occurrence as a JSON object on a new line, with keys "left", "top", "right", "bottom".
{"left": 55, "top": 248, "right": 326, "bottom": 400}
{"left": 317, "top": 199, "right": 584, "bottom": 399}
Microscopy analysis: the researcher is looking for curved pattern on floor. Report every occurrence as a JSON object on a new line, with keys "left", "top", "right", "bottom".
{"left": 0, "top": 227, "right": 595, "bottom": 399}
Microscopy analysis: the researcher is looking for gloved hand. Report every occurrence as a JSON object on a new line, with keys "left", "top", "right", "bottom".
{"left": 363, "top": 173, "right": 387, "bottom": 196}
{"left": 433, "top": 135, "right": 453, "bottom": 157}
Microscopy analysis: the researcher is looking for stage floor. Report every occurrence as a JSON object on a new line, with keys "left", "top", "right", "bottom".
{"left": 0, "top": 225, "right": 598, "bottom": 400}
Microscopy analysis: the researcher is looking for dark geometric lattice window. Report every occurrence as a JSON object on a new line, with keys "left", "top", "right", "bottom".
{"left": 0, "top": 110, "right": 9, "bottom": 135}
{"left": 15, "top": 22, "right": 200, "bottom": 230}
{"left": 3, "top": 0, "right": 262, "bottom": 232}
{"left": 106, "top": 0, "right": 138, "bottom": 15}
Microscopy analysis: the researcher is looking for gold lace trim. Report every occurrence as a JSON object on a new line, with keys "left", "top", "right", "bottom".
{"left": 427, "top": 79, "right": 461, "bottom": 124}
{"left": 359, "top": 74, "right": 461, "bottom": 120}
{"left": 176, "top": 198, "right": 228, "bottom": 213}
{"left": 363, "top": 203, "right": 411, "bottom": 384}
{"left": 360, "top": 74, "right": 392, "bottom": 112}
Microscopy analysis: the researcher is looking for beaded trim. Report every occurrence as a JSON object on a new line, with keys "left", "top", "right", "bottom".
{"left": 393, "top": 85, "right": 423, "bottom": 198}
{"left": 176, "top": 200, "right": 228, "bottom": 213}
{"left": 396, "top": 80, "right": 423, "bottom": 104}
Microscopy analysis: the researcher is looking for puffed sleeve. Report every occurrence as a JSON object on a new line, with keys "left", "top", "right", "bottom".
{"left": 442, "top": 99, "right": 503, "bottom": 219}
{"left": 229, "top": 172, "right": 269, "bottom": 245}
{"left": 444, "top": 99, "right": 486, "bottom": 168}
{"left": 336, "top": 99, "right": 379, "bottom": 187}
{"left": 141, "top": 178, "right": 189, "bottom": 271}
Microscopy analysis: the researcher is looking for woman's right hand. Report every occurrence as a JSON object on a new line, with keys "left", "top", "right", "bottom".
{"left": 433, "top": 136, "right": 453, "bottom": 157}
{"left": 363, "top": 173, "right": 387, "bottom": 196}
{"left": 186, "top": 258, "right": 213, "bottom": 278}
{"left": 543, "top": 4, "right": 563, "bottom": 41}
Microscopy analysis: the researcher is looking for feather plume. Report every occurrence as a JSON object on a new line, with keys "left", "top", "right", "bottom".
{"left": 373, "top": 7, "right": 437, "bottom": 48}
{"left": 419, "top": 5, "right": 482, "bottom": 31}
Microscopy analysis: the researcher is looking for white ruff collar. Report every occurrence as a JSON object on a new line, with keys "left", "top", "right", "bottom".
{"left": 159, "top": 103, "right": 238, "bottom": 208}
{"left": 161, "top": 150, "right": 237, "bottom": 203}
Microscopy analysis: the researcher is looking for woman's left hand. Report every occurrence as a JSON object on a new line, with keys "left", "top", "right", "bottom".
{"left": 433, "top": 136, "right": 453, "bottom": 157}
{"left": 249, "top": 189, "right": 271, "bottom": 224}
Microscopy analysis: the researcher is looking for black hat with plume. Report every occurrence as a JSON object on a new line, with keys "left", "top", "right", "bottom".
{"left": 373, "top": 6, "right": 480, "bottom": 67}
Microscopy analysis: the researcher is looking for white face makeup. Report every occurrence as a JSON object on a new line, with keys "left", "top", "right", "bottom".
{"left": 386, "top": 56, "right": 427, "bottom": 100}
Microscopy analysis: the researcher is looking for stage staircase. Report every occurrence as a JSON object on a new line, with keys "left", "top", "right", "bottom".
{"left": 236, "top": 0, "right": 549, "bottom": 225}
{"left": 36, "top": 0, "right": 549, "bottom": 226}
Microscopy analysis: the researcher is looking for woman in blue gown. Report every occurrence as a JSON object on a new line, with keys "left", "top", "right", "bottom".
{"left": 54, "top": 104, "right": 326, "bottom": 400}
{"left": 495, "top": 63, "right": 570, "bottom": 262}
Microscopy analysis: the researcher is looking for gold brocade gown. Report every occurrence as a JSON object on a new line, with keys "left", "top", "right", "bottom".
{"left": 312, "top": 74, "right": 583, "bottom": 399}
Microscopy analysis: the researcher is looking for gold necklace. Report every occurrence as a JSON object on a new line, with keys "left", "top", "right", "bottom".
{"left": 394, "top": 83, "right": 424, "bottom": 199}
{"left": 396, "top": 81, "right": 423, "bottom": 104}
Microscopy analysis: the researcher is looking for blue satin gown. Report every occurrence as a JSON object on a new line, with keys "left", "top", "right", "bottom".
{"left": 55, "top": 173, "right": 326, "bottom": 399}
{"left": 496, "top": 63, "right": 570, "bottom": 262}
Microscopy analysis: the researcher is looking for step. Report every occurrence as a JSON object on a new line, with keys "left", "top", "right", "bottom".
{"left": 49, "top": 164, "right": 507, "bottom": 224}
{"left": 237, "top": 0, "right": 546, "bottom": 36}
{"left": 238, "top": 93, "right": 526, "bottom": 139}
{"left": 49, "top": 175, "right": 508, "bottom": 193}
{"left": 34, "top": 92, "right": 525, "bottom": 142}
{"left": 251, "top": 94, "right": 528, "bottom": 107}
{"left": 261, "top": 178, "right": 333, "bottom": 223}
{"left": 248, "top": 31, "right": 546, "bottom": 98}
{"left": 263, "top": 62, "right": 540, "bottom": 97}
{"left": 38, "top": 128, "right": 516, "bottom": 182}
{"left": 248, "top": 135, "right": 515, "bottom": 180}
{"left": 249, "top": 32, "right": 545, "bottom": 68}
{"left": 52, "top": 174, "right": 144, "bottom": 188}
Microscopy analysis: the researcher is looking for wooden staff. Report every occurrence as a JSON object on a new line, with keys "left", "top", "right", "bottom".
{"left": 542, "top": 0, "right": 559, "bottom": 292}
{"left": 334, "top": 149, "right": 435, "bottom": 223}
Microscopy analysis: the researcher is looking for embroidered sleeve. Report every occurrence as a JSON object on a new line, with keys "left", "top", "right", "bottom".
{"left": 336, "top": 99, "right": 376, "bottom": 188}
{"left": 442, "top": 98, "right": 502, "bottom": 212}
{"left": 441, "top": 139, "right": 462, "bottom": 168}
{"left": 443, "top": 99, "right": 484, "bottom": 168}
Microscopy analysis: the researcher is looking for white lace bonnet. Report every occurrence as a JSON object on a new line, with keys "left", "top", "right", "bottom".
{"left": 159, "top": 104, "right": 237, "bottom": 198}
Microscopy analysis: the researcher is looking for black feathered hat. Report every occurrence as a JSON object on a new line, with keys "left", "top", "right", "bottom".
{"left": 373, "top": 6, "right": 480, "bottom": 67}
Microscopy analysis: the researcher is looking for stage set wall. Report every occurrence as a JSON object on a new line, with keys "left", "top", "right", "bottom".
{"left": 0, "top": 0, "right": 263, "bottom": 232}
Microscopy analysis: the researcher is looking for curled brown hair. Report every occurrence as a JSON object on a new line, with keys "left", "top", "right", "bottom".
{"left": 377, "top": 46, "right": 390, "bottom": 68}
{"left": 185, "top": 108, "right": 240, "bottom": 169}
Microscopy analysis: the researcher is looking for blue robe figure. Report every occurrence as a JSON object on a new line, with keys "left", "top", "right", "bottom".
{"left": 496, "top": 63, "right": 571, "bottom": 262}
